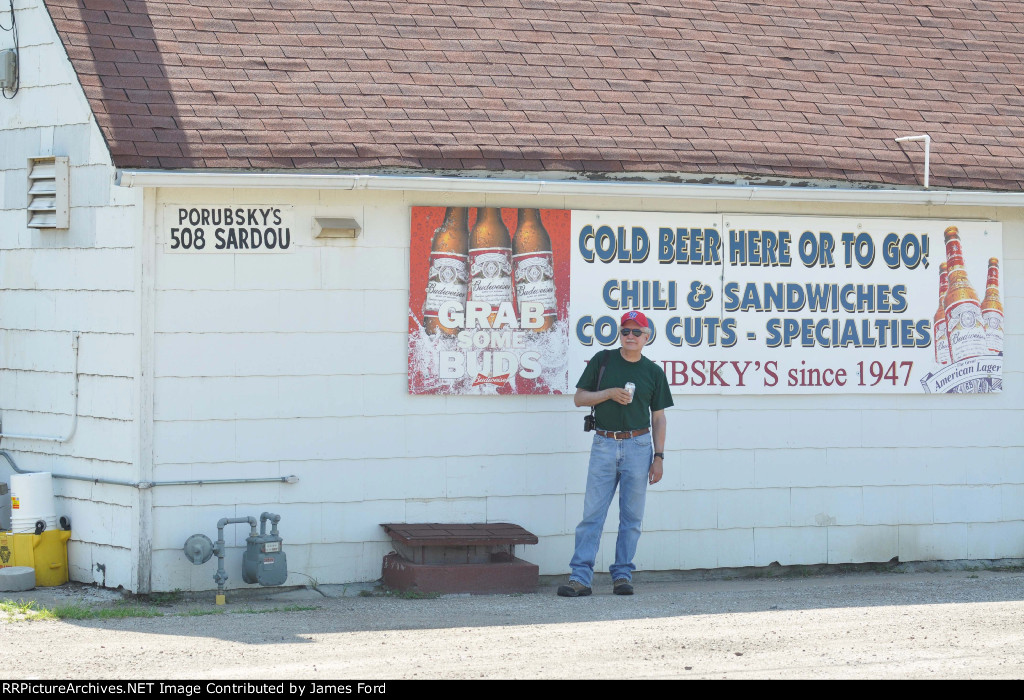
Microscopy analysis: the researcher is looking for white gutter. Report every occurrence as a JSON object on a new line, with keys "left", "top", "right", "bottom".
{"left": 115, "top": 170, "right": 1024, "bottom": 207}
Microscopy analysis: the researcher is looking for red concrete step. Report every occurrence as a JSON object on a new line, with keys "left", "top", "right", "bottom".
{"left": 380, "top": 523, "right": 539, "bottom": 594}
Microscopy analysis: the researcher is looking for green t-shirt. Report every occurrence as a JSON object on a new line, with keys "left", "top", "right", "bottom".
{"left": 576, "top": 349, "right": 674, "bottom": 431}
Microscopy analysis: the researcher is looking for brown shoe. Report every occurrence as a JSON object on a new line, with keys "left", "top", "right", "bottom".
{"left": 613, "top": 578, "right": 634, "bottom": 595}
{"left": 557, "top": 580, "right": 592, "bottom": 597}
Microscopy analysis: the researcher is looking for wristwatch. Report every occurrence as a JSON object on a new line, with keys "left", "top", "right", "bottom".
{"left": 654, "top": 452, "right": 665, "bottom": 460}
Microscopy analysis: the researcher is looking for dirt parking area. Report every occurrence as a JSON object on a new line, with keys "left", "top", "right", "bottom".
{"left": 2, "top": 564, "right": 1023, "bottom": 679}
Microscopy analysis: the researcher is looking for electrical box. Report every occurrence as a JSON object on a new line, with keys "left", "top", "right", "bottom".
{"left": 0, "top": 50, "right": 15, "bottom": 91}
{"left": 242, "top": 530, "right": 287, "bottom": 586}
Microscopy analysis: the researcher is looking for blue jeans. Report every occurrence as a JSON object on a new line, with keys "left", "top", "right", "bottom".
{"left": 569, "top": 433, "right": 653, "bottom": 587}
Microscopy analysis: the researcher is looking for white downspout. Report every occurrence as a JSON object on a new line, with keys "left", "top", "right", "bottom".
{"left": 895, "top": 134, "right": 931, "bottom": 189}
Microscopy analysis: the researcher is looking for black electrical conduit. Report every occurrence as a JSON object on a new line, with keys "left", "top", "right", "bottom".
{"left": 0, "top": 450, "right": 298, "bottom": 488}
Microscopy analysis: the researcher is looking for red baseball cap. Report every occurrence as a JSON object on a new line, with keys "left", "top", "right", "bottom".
{"left": 620, "top": 310, "right": 649, "bottom": 328}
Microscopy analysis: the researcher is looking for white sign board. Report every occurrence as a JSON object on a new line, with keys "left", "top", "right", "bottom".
{"left": 566, "top": 212, "right": 1002, "bottom": 394}
{"left": 160, "top": 206, "right": 294, "bottom": 253}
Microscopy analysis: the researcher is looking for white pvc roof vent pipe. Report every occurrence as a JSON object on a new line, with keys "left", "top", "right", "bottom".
{"left": 895, "top": 134, "right": 931, "bottom": 189}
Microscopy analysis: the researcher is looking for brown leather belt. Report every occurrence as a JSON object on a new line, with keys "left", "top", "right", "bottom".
{"left": 596, "top": 428, "right": 650, "bottom": 440}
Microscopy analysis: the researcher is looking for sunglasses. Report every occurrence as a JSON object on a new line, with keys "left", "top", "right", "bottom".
{"left": 620, "top": 328, "right": 646, "bottom": 337}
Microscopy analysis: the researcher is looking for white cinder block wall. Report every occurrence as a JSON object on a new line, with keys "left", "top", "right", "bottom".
{"left": 0, "top": 0, "right": 143, "bottom": 589}
{"left": 146, "top": 185, "right": 1023, "bottom": 592}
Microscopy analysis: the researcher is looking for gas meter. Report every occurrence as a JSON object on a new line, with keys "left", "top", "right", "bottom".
{"left": 183, "top": 511, "right": 287, "bottom": 603}
{"left": 243, "top": 512, "right": 287, "bottom": 586}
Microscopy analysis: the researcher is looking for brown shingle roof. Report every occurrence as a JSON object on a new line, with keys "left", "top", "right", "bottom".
{"left": 44, "top": 0, "right": 1024, "bottom": 190}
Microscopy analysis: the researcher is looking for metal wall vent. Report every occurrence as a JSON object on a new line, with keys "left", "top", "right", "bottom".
{"left": 27, "top": 156, "right": 70, "bottom": 229}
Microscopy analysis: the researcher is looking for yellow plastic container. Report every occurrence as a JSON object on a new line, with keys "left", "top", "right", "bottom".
{"left": 0, "top": 530, "right": 71, "bottom": 586}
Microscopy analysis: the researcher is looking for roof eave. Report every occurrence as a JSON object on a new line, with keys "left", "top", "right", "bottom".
{"left": 115, "top": 169, "right": 1024, "bottom": 208}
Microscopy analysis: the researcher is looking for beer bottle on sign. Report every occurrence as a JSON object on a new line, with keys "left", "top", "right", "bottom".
{"left": 469, "top": 207, "right": 513, "bottom": 327}
{"left": 980, "top": 257, "right": 1004, "bottom": 354}
{"left": 512, "top": 208, "right": 557, "bottom": 332}
{"left": 423, "top": 207, "right": 469, "bottom": 335}
{"left": 943, "top": 226, "right": 987, "bottom": 361}
{"left": 933, "top": 262, "right": 952, "bottom": 365}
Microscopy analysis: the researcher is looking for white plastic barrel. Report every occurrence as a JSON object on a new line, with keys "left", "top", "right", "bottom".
{"left": 9, "top": 472, "right": 58, "bottom": 534}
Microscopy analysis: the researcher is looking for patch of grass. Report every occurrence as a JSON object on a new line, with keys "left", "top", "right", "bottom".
{"left": 2, "top": 599, "right": 168, "bottom": 622}
{"left": 783, "top": 567, "right": 817, "bottom": 579}
{"left": 0, "top": 599, "right": 55, "bottom": 621}
{"left": 384, "top": 589, "right": 441, "bottom": 599}
{"left": 180, "top": 608, "right": 225, "bottom": 617}
{"left": 96, "top": 606, "right": 163, "bottom": 619}
{"left": 144, "top": 589, "right": 184, "bottom": 606}
{"left": 50, "top": 603, "right": 95, "bottom": 620}
{"left": 0, "top": 600, "right": 38, "bottom": 615}
{"left": 47, "top": 603, "right": 164, "bottom": 620}
{"left": 235, "top": 604, "right": 320, "bottom": 614}
{"left": 3, "top": 597, "right": 320, "bottom": 622}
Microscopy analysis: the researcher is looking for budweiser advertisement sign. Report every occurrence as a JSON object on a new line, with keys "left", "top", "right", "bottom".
{"left": 408, "top": 208, "right": 1004, "bottom": 395}
{"left": 408, "top": 207, "right": 571, "bottom": 394}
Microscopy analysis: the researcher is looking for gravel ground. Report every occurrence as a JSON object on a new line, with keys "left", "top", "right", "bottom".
{"left": 2, "top": 563, "right": 1024, "bottom": 679}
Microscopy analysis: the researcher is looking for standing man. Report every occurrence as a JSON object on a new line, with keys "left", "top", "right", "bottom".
{"left": 558, "top": 310, "right": 673, "bottom": 597}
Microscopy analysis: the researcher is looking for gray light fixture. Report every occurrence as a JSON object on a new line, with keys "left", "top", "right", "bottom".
{"left": 313, "top": 217, "right": 361, "bottom": 238}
